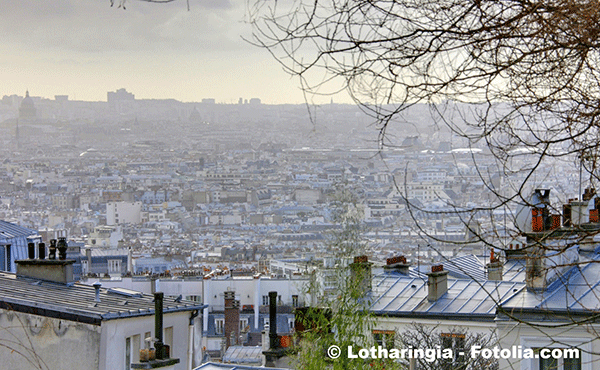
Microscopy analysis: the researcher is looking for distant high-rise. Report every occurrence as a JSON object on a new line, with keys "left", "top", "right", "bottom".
{"left": 18, "top": 90, "right": 36, "bottom": 120}
{"left": 107, "top": 88, "right": 135, "bottom": 103}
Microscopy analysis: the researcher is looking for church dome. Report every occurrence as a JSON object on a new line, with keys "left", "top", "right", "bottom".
{"left": 19, "top": 90, "right": 37, "bottom": 120}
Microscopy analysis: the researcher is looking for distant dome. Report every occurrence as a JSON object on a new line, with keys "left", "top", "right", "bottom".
{"left": 19, "top": 90, "right": 36, "bottom": 120}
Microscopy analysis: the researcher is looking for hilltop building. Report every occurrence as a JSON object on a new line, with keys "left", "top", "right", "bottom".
{"left": 18, "top": 90, "right": 36, "bottom": 120}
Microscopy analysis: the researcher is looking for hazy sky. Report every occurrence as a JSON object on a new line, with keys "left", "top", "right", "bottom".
{"left": 0, "top": 0, "right": 350, "bottom": 104}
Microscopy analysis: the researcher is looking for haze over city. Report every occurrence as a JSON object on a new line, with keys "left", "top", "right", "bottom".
{"left": 1, "top": 0, "right": 350, "bottom": 104}
{"left": 2, "top": 1, "right": 600, "bottom": 370}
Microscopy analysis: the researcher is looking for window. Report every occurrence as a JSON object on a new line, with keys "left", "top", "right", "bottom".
{"left": 108, "top": 259, "right": 121, "bottom": 274}
{"left": 131, "top": 334, "right": 141, "bottom": 363}
{"left": 81, "top": 260, "right": 89, "bottom": 274}
{"left": 288, "top": 318, "right": 295, "bottom": 332}
{"left": 540, "top": 356, "right": 558, "bottom": 370}
{"left": 164, "top": 327, "right": 173, "bottom": 352}
{"left": 441, "top": 333, "right": 465, "bottom": 369}
{"left": 240, "top": 318, "right": 249, "bottom": 332}
{"left": 536, "top": 348, "right": 581, "bottom": 370}
{"left": 373, "top": 330, "right": 395, "bottom": 351}
{"left": 125, "top": 337, "right": 131, "bottom": 370}
{"left": 262, "top": 295, "right": 269, "bottom": 305}
{"left": 5, "top": 245, "right": 11, "bottom": 272}
{"left": 215, "top": 318, "right": 224, "bottom": 335}
{"left": 292, "top": 295, "right": 299, "bottom": 307}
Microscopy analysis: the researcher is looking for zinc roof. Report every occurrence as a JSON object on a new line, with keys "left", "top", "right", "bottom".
{"left": 371, "top": 273, "right": 525, "bottom": 319}
{"left": 0, "top": 272, "right": 205, "bottom": 325}
{"left": 0, "top": 220, "right": 37, "bottom": 241}
{"left": 501, "top": 253, "right": 600, "bottom": 313}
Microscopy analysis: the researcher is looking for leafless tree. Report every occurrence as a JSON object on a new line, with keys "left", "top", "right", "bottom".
{"left": 247, "top": 0, "right": 600, "bottom": 198}
{"left": 249, "top": 1, "right": 600, "bottom": 368}
{"left": 247, "top": 0, "right": 600, "bottom": 253}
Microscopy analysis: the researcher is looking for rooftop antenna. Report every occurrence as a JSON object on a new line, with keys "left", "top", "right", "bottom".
{"left": 579, "top": 152, "right": 583, "bottom": 200}
{"left": 417, "top": 243, "right": 421, "bottom": 279}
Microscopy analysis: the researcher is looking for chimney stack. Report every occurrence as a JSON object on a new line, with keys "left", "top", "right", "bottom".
{"left": 526, "top": 244, "right": 579, "bottom": 291}
{"left": 224, "top": 291, "right": 240, "bottom": 349}
{"left": 427, "top": 265, "right": 448, "bottom": 301}
{"left": 486, "top": 250, "right": 503, "bottom": 281}
{"left": 15, "top": 258, "right": 76, "bottom": 284}
{"left": 384, "top": 255, "right": 410, "bottom": 275}
{"left": 15, "top": 238, "right": 75, "bottom": 284}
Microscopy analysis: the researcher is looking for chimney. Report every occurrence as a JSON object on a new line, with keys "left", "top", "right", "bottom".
{"left": 526, "top": 244, "right": 579, "bottom": 291}
{"left": 268, "top": 291, "right": 278, "bottom": 350}
{"left": 384, "top": 255, "right": 410, "bottom": 274}
{"left": 568, "top": 199, "right": 589, "bottom": 226}
{"left": 263, "top": 291, "right": 288, "bottom": 368}
{"left": 93, "top": 282, "right": 101, "bottom": 302}
{"left": 427, "top": 265, "right": 448, "bottom": 301}
{"left": 27, "top": 242, "right": 35, "bottom": 259}
{"left": 350, "top": 255, "right": 372, "bottom": 296}
{"left": 224, "top": 291, "right": 240, "bottom": 349}
{"left": 486, "top": 250, "right": 503, "bottom": 281}
{"left": 48, "top": 239, "right": 57, "bottom": 260}
{"left": 562, "top": 200, "right": 575, "bottom": 226}
{"left": 16, "top": 239, "right": 75, "bottom": 284}
{"left": 38, "top": 242, "right": 46, "bottom": 260}
{"left": 85, "top": 247, "right": 92, "bottom": 275}
{"left": 57, "top": 237, "right": 68, "bottom": 260}
{"left": 154, "top": 292, "right": 166, "bottom": 360}
{"left": 131, "top": 292, "right": 181, "bottom": 369}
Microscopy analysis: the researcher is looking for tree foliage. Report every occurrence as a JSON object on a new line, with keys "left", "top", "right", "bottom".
{"left": 294, "top": 185, "right": 397, "bottom": 369}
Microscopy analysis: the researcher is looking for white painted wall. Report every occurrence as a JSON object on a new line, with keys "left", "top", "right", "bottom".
{"left": 0, "top": 309, "right": 101, "bottom": 370}
{"left": 100, "top": 311, "right": 196, "bottom": 370}
{"left": 106, "top": 201, "right": 142, "bottom": 225}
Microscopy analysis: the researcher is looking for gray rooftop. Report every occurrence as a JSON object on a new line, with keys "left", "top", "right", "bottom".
{"left": 222, "top": 346, "right": 263, "bottom": 365}
{"left": 0, "top": 272, "right": 205, "bottom": 325}
{"left": 0, "top": 220, "right": 37, "bottom": 241}
{"left": 501, "top": 253, "right": 600, "bottom": 314}
{"left": 371, "top": 273, "right": 525, "bottom": 319}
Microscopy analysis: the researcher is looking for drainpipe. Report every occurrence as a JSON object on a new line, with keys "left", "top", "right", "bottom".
{"left": 188, "top": 310, "right": 199, "bottom": 370}
{"left": 254, "top": 277, "right": 260, "bottom": 330}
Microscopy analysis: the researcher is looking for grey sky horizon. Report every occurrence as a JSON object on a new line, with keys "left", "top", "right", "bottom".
{"left": 1, "top": 0, "right": 351, "bottom": 104}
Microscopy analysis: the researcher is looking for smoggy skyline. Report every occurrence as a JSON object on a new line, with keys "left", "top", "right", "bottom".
{"left": 1, "top": 0, "right": 351, "bottom": 104}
